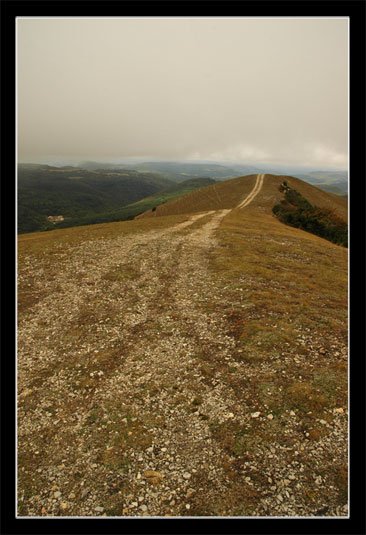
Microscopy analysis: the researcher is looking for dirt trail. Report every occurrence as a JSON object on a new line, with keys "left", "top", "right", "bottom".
{"left": 17, "top": 177, "right": 347, "bottom": 517}
{"left": 236, "top": 174, "right": 265, "bottom": 209}
{"left": 17, "top": 208, "right": 242, "bottom": 517}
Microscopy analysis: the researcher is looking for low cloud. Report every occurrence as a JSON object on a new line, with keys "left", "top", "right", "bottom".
{"left": 188, "top": 145, "right": 271, "bottom": 163}
{"left": 307, "top": 144, "right": 348, "bottom": 168}
{"left": 17, "top": 17, "right": 348, "bottom": 170}
{"left": 187, "top": 142, "right": 348, "bottom": 169}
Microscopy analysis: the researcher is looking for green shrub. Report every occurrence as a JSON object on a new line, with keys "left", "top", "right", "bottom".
{"left": 273, "top": 186, "right": 347, "bottom": 247}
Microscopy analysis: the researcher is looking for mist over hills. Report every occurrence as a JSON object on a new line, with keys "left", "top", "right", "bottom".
{"left": 17, "top": 160, "right": 348, "bottom": 234}
{"left": 20, "top": 158, "right": 348, "bottom": 190}
{"left": 294, "top": 170, "right": 348, "bottom": 196}
{"left": 74, "top": 160, "right": 261, "bottom": 182}
{"left": 75, "top": 160, "right": 348, "bottom": 195}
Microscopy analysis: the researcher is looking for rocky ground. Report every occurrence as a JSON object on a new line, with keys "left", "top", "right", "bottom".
{"left": 17, "top": 208, "right": 348, "bottom": 518}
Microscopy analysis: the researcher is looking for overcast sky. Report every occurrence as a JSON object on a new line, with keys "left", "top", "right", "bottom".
{"left": 17, "top": 17, "right": 349, "bottom": 168}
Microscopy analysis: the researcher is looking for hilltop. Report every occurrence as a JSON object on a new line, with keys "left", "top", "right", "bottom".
{"left": 17, "top": 174, "right": 348, "bottom": 517}
{"left": 18, "top": 162, "right": 347, "bottom": 235}
{"left": 137, "top": 173, "right": 347, "bottom": 222}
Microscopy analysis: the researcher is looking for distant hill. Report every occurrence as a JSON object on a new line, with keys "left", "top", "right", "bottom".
{"left": 73, "top": 160, "right": 348, "bottom": 196}
{"left": 130, "top": 161, "right": 261, "bottom": 182}
{"left": 138, "top": 173, "right": 348, "bottom": 223}
{"left": 52, "top": 177, "right": 217, "bottom": 229}
{"left": 17, "top": 167, "right": 348, "bottom": 518}
{"left": 311, "top": 184, "right": 347, "bottom": 197}
{"left": 294, "top": 170, "right": 348, "bottom": 196}
{"left": 74, "top": 160, "right": 347, "bottom": 191}
{"left": 75, "top": 161, "right": 121, "bottom": 170}
{"left": 17, "top": 164, "right": 174, "bottom": 234}
{"left": 75, "top": 160, "right": 262, "bottom": 182}
{"left": 108, "top": 177, "right": 217, "bottom": 220}
{"left": 18, "top": 159, "right": 348, "bottom": 235}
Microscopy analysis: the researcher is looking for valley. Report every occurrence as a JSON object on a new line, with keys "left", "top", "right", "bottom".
{"left": 17, "top": 162, "right": 348, "bottom": 235}
{"left": 17, "top": 165, "right": 175, "bottom": 234}
{"left": 17, "top": 174, "right": 348, "bottom": 517}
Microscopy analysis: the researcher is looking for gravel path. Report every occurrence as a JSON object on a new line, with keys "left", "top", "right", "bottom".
{"left": 18, "top": 209, "right": 240, "bottom": 517}
{"left": 17, "top": 181, "right": 348, "bottom": 518}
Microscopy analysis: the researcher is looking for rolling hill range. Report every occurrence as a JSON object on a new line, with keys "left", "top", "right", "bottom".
{"left": 17, "top": 164, "right": 174, "bottom": 234}
{"left": 40, "top": 177, "right": 217, "bottom": 231}
{"left": 73, "top": 160, "right": 348, "bottom": 195}
{"left": 17, "top": 174, "right": 348, "bottom": 517}
{"left": 75, "top": 160, "right": 261, "bottom": 182}
{"left": 18, "top": 162, "right": 348, "bottom": 235}
{"left": 295, "top": 170, "right": 348, "bottom": 196}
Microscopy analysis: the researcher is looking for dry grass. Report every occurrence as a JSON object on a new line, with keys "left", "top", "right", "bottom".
{"left": 137, "top": 175, "right": 257, "bottom": 218}
{"left": 138, "top": 173, "right": 347, "bottom": 222}
{"left": 17, "top": 175, "right": 348, "bottom": 517}
{"left": 210, "top": 206, "right": 347, "bottom": 334}
{"left": 17, "top": 213, "right": 191, "bottom": 258}
{"left": 207, "top": 203, "right": 348, "bottom": 439}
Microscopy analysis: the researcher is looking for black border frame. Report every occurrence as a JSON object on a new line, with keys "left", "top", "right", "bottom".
{"left": 1, "top": 2, "right": 365, "bottom": 534}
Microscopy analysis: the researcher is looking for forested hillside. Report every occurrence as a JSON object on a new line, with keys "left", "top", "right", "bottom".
{"left": 17, "top": 165, "right": 173, "bottom": 233}
{"left": 53, "top": 178, "right": 217, "bottom": 229}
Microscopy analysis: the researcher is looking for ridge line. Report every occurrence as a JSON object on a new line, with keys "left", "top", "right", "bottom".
{"left": 236, "top": 174, "right": 265, "bottom": 209}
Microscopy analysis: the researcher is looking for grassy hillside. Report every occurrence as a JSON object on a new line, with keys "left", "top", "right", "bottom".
{"left": 137, "top": 175, "right": 258, "bottom": 218}
{"left": 17, "top": 164, "right": 174, "bottom": 234}
{"left": 273, "top": 182, "right": 347, "bottom": 246}
{"left": 51, "top": 178, "right": 217, "bottom": 229}
{"left": 313, "top": 184, "right": 348, "bottom": 197}
{"left": 112, "top": 177, "right": 216, "bottom": 218}
{"left": 138, "top": 174, "right": 348, "bottom": 222}
{"left": 295, "top": 171, "right": 348, "bottom": 196}
{"left": 17, "top": 185, "right": 348, "bottom": 517}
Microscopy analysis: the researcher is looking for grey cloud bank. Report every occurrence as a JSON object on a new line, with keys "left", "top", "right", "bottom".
{"left": 17, "top": 17, "right": 348, "bottom": 169}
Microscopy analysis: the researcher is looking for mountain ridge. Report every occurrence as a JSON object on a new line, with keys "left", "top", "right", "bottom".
{"left": 137, "top": 173, "right": 348, "bottom": 223}
{"left": 17, "top": 170, "right": 348, "bottom": 517}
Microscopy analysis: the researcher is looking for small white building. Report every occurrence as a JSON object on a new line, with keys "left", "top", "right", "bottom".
{"left": 47, "top": 215, "right": 64, "bottom": 223}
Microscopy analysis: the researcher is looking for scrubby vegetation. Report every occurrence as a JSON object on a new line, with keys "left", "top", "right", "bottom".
{"left": 272, "top": 182, "right": 348, "bottom": 247}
